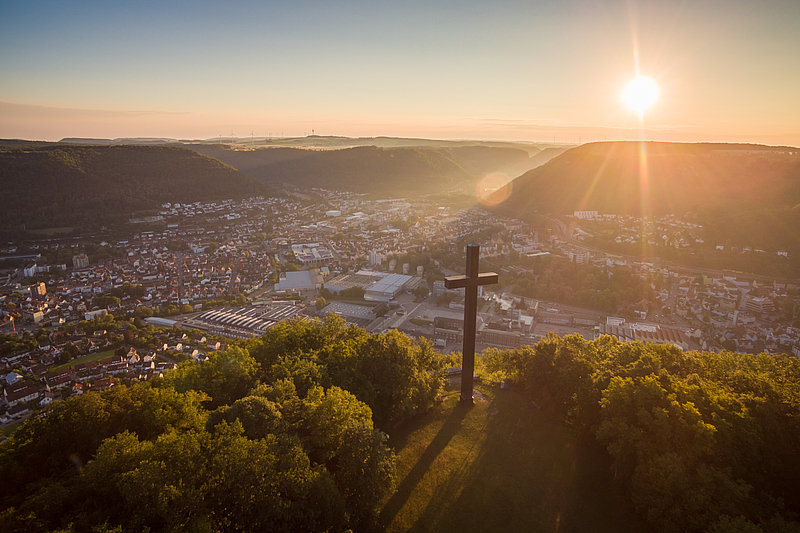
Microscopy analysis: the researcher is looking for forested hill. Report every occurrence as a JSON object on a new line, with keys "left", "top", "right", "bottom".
{"left": 184, "top": 144, "right": 538, "bottom": 195}
{"left": 493, "top": 141, "right": 800, "bottom": 256}
{"left": 0, "top": 145, "right": 275, "bottom": 231}
{"left": 1, "top": 317, "right": 798, "bottom": 532}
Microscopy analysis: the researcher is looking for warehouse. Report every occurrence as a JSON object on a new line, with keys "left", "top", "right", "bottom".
{"left": 181, "top": 302, "right": 301, "bottom": 339}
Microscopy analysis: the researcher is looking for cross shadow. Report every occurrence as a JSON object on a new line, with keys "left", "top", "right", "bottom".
{"left": 402, "top": 390, "right": 646, "bottom": 533}
{"left": 379, "top": 403, "right": 471, "bottom": 526}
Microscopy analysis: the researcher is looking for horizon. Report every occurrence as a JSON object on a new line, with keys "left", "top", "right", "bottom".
{"left": 2, "top": 0, "right": 799, "bottom": 145}
{"left": 3, "top": 133, "right": 799, "bottom": 151}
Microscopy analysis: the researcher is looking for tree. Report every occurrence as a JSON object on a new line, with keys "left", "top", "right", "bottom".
{"left": 92, "top": 295, "right": 121, "bottom": 309}
{"left": 158, "top": 346, "right": 260, "bottom": 408}
{"left": 78, "top": 425, "right": 347, "bottom": 533}
{"left": 64, "top": 343, "right": 80, "bottom": 360}
{"left": 332, "top": 425, "right": 395, "bottom": 531}
{"left": 299, "top": 386, "right": 373, "bottom": 462}
{"left": 339, "top": 286, "right": 365, "bottom": 300}
{"left": 271, "top": 355, "right": 328, "bottom": 398}
{"left": 205, "top": 381, "right": 394, "bottom": 531}
{"left": 348, "top": 331, "right": 446, "bottom": 426}
{"left": 316, "top": 296, "right": 327, "bottom": 311}
{"left": 207, "top": 396, "right": 284, "bottom": 440}
{"left": 133, "top": 305, "right": 153, "bottom": 318}
{"left": 0, "top": 384, "right": 209, "bottom": 512}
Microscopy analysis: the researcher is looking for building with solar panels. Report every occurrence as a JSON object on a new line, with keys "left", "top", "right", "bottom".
{"left": 181, "top": 302, "right": 302, "bottom": 339}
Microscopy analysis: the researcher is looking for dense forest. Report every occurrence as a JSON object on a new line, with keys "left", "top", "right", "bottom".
{"left": 493, "top": 142, "right": 800, "bottom": 261}
{"left": 0, "top": 317, "right": 447, "bottom": 532}
{"left": 184, "top": 145, "right": 539, "bottom": 195}
{"left": 0, "top": 145, "right": 274, "bottom": 232}
{"left": 509, "top": 256, "right": 655, "bottom": 313}
{"left": 3, "top": 319, "right": 799, "bottom": 532}
{"left": 481, "top": 335, "right": 800, "bottom": 533}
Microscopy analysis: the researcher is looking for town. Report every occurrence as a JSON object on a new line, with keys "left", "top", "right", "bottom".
{"left": 2, "top": 191, "right": 799, "bottom": 430}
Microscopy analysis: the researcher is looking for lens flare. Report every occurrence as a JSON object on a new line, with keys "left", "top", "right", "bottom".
{"left": 622, "top": 76, "right": 660, "bottom": 114}
{"left": 476, "top": 173, "right": 512, "bottom": 206}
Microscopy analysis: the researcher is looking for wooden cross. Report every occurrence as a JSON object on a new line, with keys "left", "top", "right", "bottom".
{"left": 445, "top": 243, "right": 498, "bottom": 405}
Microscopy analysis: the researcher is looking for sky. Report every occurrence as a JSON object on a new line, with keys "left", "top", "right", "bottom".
{"left": 1, "top": 0, "right": 799, "bottom": 145}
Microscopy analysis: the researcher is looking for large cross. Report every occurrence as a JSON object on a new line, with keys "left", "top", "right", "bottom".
{"left": 445, "top": 243, "right": 498, "bottom": 405}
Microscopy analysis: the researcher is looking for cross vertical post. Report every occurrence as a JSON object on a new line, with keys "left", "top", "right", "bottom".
{"left": 444, "top": 243, "right": 498, "bottom": 405}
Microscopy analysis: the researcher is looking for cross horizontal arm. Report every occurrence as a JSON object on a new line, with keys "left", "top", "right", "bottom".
{"left": 444, "top": 272, "right": 499, "bottom": 289}
{"left": 477, "top": 272, "right": 499, "bottom": 285}
{"left": 444, "top": 275, "right": 468, "bottom": 289}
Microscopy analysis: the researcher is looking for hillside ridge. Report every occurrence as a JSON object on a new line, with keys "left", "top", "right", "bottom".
{"left": 493, "top": 141, "right": 800, "bottom": 259}
{"left": 184, "top": 144, "right": 544, "bottom": 195}
{"left": 0, "top": 144, "right": 275, "bottom": 233}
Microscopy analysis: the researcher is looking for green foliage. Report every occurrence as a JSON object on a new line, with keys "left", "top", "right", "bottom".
{"left": 0, "top": 333, "right": 39, "bottom": 356}
{"left": 133, "top": 305, "right": 154, "bottom": 318}
{"left": 511, "top": 256, "right": 652, "bottom": 313}
{"left": 320, "top": 286, "right": 366, "bottom": 300}
{"left": 0, "top": 318, "right": 407, "bottom": 532}
{"left": 271, "top": 354, "right": 328, "bottom": 398}
{"left": 207, "top": 395, "right": 285, "bottom": 440}
{"left": 200, "top": 293, "right": 246, "bottom": 310}
{"left": 0, "top": 384, "right": 208, "bottom": 510}
{"left": 0, "top": 145, "right": 274, "bottom": 232}
{"left": 205, "top": 381, "right": 395, "bottom": 531}
{"left": 24, "top": 320, "right": 797, "bottom": 531}
{"left": 494, "top": 142, "right": 800, "bottom": 270}
{"left": 475, "top": 335, "right": 800, "bottom": 533}
{"left": 92, "top": 295, "right": 120, "bottom": 309}
{"left": 412, "top": 285, "right": 429, "bottom": 298}
{"left": 108, "top": 282, "right": 146, "bottom": 300}
{"left": 188, "top": 144, "right": 534, "bottom": 196}
{"left": 246, "top": 316, "right": 448, "bottom": 426}
{"left": 350, "top": 331, "right": 446, "bottom": 425}
{"left": 159, "top": 346, "right": 260, "bottom": 409}
{"left": 78, "top": 425, "right": 347, "bottom": 533}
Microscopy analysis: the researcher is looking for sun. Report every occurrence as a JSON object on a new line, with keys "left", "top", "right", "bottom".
{"left": 622, "top": 76, "right": 660, "bottom": 114}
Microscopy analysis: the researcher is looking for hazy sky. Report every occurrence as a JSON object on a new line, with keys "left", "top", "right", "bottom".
{"left": 1, "top": 0, "right": 798, "bottom": 145}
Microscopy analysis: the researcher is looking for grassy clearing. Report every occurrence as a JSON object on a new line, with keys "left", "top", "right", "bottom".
{"left": 1, "top": 420, "right": 23, "bottom": 437}
{"left": 380, "top": 384, "right": 646, "bottom": 533}
{"left": 52, "top": 349, "right": 116, "bottom": 372}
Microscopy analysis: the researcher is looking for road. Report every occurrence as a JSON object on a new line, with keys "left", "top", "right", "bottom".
{"left": 227, "top": 255, "right": 241, "bottom": 294}
{"left": 176, "top": 251, "right": 185, "bottom": 300}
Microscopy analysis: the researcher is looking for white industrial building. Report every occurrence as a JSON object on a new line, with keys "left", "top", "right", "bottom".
{"left": 365, "top": 273, "right": 413, "bottom": 302}
{"left": 325, "top": 269, "right": 413, "bottom": 302}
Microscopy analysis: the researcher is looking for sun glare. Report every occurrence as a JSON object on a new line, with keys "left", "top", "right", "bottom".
{"left": 476, "top": 173, "right": 512, "bottom": 206}
{"left": 622, "top": 76, "right": 660, "bottom": 114}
